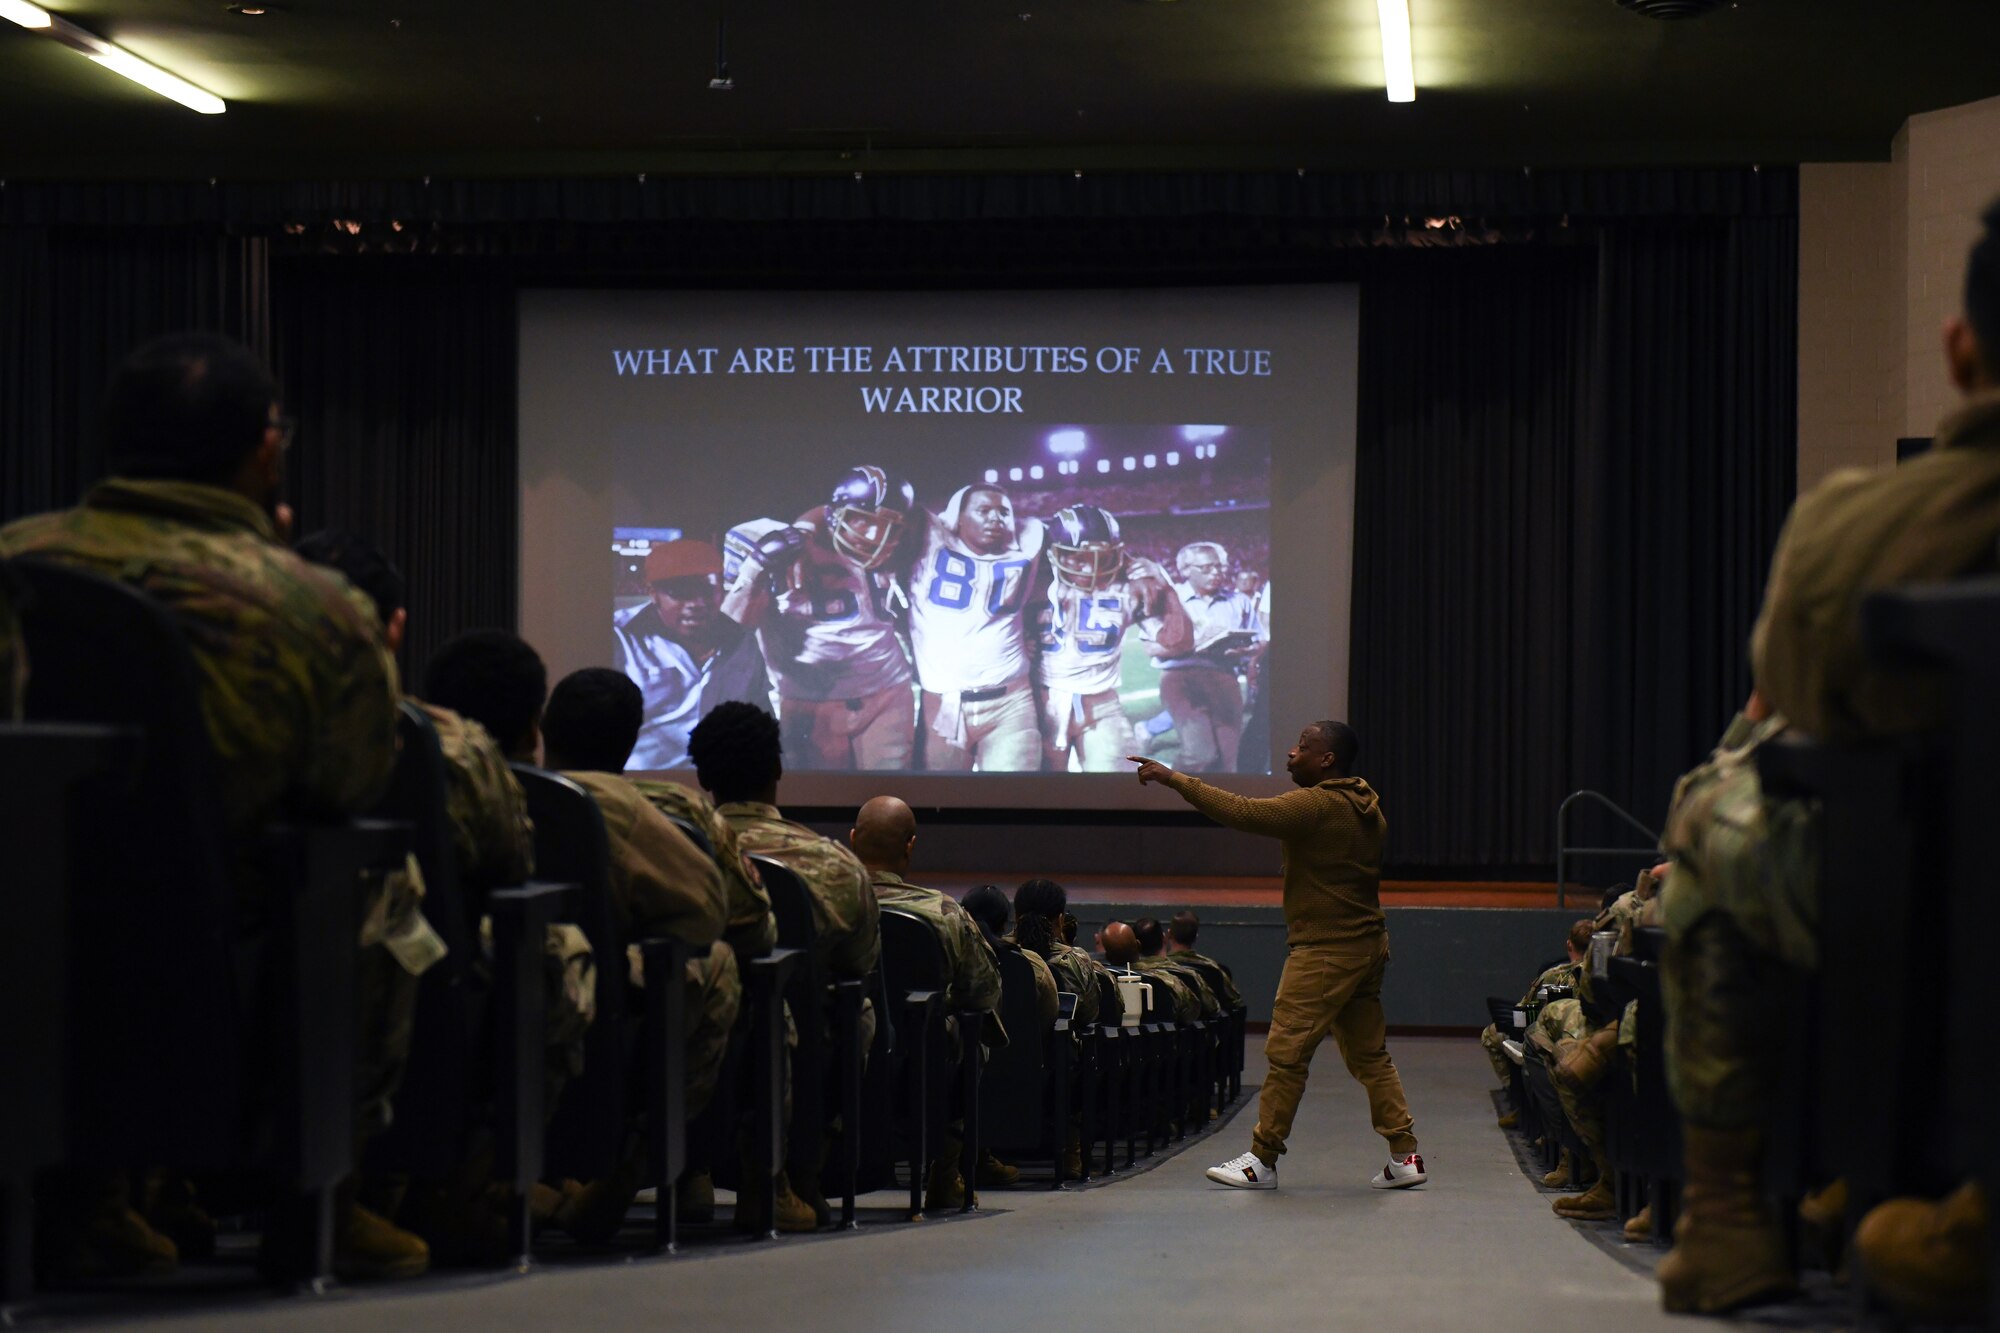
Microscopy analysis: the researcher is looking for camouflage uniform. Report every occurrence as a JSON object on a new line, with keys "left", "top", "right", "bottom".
{"left": 1169, "top": 948, "right": 1245, "bottom": 1009}
{"left": 1043, "top": 940, "right": 1120, "bottom": 1027}
{"left": 0, "top": 478, "right": 422, "bottom": 1134}
{"left": 632, "top": 778, "right": 778, "bottom": 962}
{"left": 1481, "top": 960, "right": 1579, "bottom": 1085}
{"left": 1661, "top": 389, "right": 2000, "bottom": 1130}
{"left": 871, "top": 870, "right": 1006, "bottom": 1046}
{"left": 564, "top": 770, "right": 735, "bottom": 1115}
{"left": 997, "top": 938, "right": 1060, "bottom": 1029}
{"left": 720, "top": 801, "right": 881, "bottom": 1053}
{"left": 1131, "top": 956, "right": 1206, "bottom": 1022}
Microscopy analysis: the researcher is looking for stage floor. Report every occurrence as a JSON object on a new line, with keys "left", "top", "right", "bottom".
{"left": 921, "top": 872, "right": 1577, "bottom": 911}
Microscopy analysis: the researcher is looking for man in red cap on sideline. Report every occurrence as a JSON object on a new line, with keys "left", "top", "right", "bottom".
{"left": 613, "top": 538, "right": 773, "bottom": 769}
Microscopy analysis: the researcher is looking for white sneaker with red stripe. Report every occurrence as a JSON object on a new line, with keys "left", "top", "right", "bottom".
{"left": 1371, "top": 1153, "right": 1427, "bottom": 1189}
{"left": 1205, "top": 1151, "right": 1277, "bottom": 1190}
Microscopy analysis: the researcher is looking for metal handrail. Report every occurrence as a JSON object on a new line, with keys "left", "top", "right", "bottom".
{"left": 1555, "top": 790, "right": 1662, "bottom": 909}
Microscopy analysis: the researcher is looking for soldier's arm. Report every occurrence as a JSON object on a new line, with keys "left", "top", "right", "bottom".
{"left": 949, "top": 905, "right": 1003, "bottom": 1013}
{"left": 445, "top": 720, "right": 535, "bottom": 886}
{"left": 716, "top": 814, "right": 778, "bottom": 958}
{"left": 622, "top": 803, "right": 727, "bottom": 946}
{"left": 1160, "top": 772, "right": 1329, "bottom": 839}
{"left": 827, "top": 857, "right": 882, "bottom": 980}
{"left": 302, "top": 587, "right": 401, "bottom": 816}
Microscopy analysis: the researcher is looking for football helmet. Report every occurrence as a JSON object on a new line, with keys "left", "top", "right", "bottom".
{"left": 1049, "top": 504, "right": 1127, "bottom": 591}
{"left": 827, "top": 466, "right": 916, "bottom": 570}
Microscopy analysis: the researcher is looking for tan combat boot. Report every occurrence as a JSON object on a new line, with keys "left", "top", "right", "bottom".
{"left": 1852, "top": 1181, "right": 1988, "bottom": 1324}
{"left": 1623, "top": 1202, "right": 1653, "bottom": 1241}
{"left": 1656, "top": 1125, "right": 1794, "bottom": 1313}
{"left": 925, "top": 1154, "right": 967, "bottom": 1212}
{"left": 1496, "top": 1108, "right": 1520, "bottom": 1130}
{"left": 1060, "top": 1127, "right": 1084, "bottom": 1182}
{"left": 1797, "top": 1178, "right": 1848, "bottom": 1273}
{"left": 1540, "top": 1149, "right": 1573, "bottom": 1190}
{"left": 977, "top": 1151, "right": 1021, "bottom": 1188}
{"left": 334, "top": 1198, "right": 431, "bottom": 1280}
{"left": 768, "top": 1171, "right": 818, "bottom": 1233}
{"left": 1554, "top": 1145, "right": 1616, "bottom": 1219}
{"left": 1554, "top": 1024, "right": 1620, "bottom": 1093}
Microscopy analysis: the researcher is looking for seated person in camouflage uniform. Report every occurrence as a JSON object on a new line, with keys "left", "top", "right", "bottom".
{"left": 535, "top": 669, "right": 733, "bottom": 1240}
{"left": 850, "top": 796, "right": 1016, "bottom": 1202}
{"left": 688, "top": 700, "right": 880, "bottom": 1234}
{"left": 1480, "top": 918, "right": 1593, "bottom": 1128}
{"left": 1101, "top": 920, "right": 1199, "bottom": 1022}
{"left": 422, "top": 631, "right": 599, "bottom": 1129}
{"left": 963, "top": 884, "right": 1059, "bottom": 1028}
{"left": 298, "top": 536, "right": 592, "bottom": 1262}
{"left": 1132, "top": 915, "right": 1221, "bottom": 1018}
{"left": 0, "top": 334, "right": 430, "bottom": 1282}
{"left": 1012, "top": 878, "right": 1122, "bottom": 1029}
{"left": 1165, "top": 910, "right": 1243, "bottom": 1011}
{"left": 1654, "top": 202, "right": 2000, "bottom": 1317}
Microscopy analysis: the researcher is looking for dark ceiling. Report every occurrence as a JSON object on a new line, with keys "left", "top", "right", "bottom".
{"left": 3, "top": 0, "right": 1998, "bottom": 180}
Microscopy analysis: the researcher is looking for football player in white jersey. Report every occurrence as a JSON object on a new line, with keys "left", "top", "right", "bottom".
{"left": 907, "top": 483, "right": 1045, "bottom": 771}
{"left": 1031, "top": 504, "right": 1192, "bottom": 771}
{"left": 718, "top": 466, "right": 918, "bottom": 770}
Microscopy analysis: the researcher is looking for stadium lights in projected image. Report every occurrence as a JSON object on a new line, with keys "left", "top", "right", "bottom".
{"left": 1097, "top": 459, "right": 1112, "bottom": 473}
{"left": 1046, "top": 428, "right": 1089, "bottom": 456}
{"left": 1167, "top": 451, "right": 1180, "bottom": 465}
{"left": 984, "top": 469, "right": 999, "bottom": 483}
{"left": 1180, "top": 425, "right": 1227, "bottom": 443}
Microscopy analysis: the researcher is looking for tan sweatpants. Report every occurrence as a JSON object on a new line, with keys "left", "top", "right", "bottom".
{"left": 1252, "top": 936, "right": 1417, "bottom": 1165}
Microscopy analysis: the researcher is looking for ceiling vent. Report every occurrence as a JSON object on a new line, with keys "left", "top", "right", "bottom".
{"left": 1614, "top": 0, "right": 1729, "bottom": 17}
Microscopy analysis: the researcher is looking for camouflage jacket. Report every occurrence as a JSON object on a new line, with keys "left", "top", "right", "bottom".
{"left": 414, "top": 699, "right": 533, "bottom": 890}
{"left": 1169, "top": 948, "right": 1244, "bottom": 1008}
{"left": 564, "top": 770, "right": 726, "bottom": 949}
{"left": 1043, "top": 940, "right": 1122, "bottom": 1027}
{"left": 633, "top": 778, "right": 778, "bottom": 960}
{"left": 720, "top": 801, "right": 880, "bottom": 981}
{"left": 1753, "top": 388, "right": 2000, "bottom": 740}
{"left": 0, "top": 479, "right": 398, "bottom": 891}
{"left": 1130, "top": 956, "right": 1203, "bottom": 1022}
{"left": 998, "top": 939, "right": 1059, "bottom": 1029}
{"left": 870, "top": 871, "right": 1002, "bottom": 1013}
{"left": 1518, "top": 960, "right": 1580, "bottom": 1007}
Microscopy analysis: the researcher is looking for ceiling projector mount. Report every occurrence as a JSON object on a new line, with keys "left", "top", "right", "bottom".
{"left": 1615, "top": 0, "right": 1730, "bottom": 16}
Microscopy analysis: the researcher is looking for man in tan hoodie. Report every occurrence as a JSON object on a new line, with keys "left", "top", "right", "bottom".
{"left": 1132, "top": 720, "right": 1423, "bottom": 1192}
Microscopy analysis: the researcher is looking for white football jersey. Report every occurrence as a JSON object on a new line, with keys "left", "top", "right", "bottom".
{"left": 1035, "top": 578, "right": 1152, "bottom": 698}
{"left": 723, "top": 510, "right": 911, "bottom": 702}
{"left": 907, "top": 501, "right": 1044, "bottom": 695}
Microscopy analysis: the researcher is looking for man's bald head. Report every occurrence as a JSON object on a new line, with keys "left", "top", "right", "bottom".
{"left": 1101, "top": 921, "right": 1140, "bottom": 966}
{"left": 849, "top": 795, "right": 917, "bottom": 873}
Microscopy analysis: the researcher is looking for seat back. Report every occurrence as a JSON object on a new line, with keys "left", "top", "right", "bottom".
{"left": 12, "top": 557, "right": 249, "bottom": 1164}
{"left": 879, "top": 906, "right": 950, "bottom": 997}
{"left": 978, "top": 949, "right": 1052, "bottom": 1155}
{"left": 367, "top": 703, "right": 480, "bottom": 1172}
{"left": 752, "top": 855, "right": 832, "bottom": 1143}
{"left": 513, "top": 764, "right": 627, "bottom": 1180}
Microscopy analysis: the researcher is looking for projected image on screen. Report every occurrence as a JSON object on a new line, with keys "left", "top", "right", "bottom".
{"left": 611, "top": 424, "right": 1270, "bottom": 776}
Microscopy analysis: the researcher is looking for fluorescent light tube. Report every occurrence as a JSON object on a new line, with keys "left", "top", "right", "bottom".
{"left": 85, "top": 46, "right": 225, "bottom": 113}
{"left": 1377, "top": 0, "right": 1415, "bottom": 103}
{"left": 0, "top": 0, "right": 52, "bottom": 28}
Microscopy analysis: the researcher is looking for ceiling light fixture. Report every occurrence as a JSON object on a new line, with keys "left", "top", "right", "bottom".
{"left": 0, "top": 0, "right": 51, "bottom": 27}
{"left": 4, "top": 7, "right": 225, "bottom": 112}
{"left": 1376, "top": 0, "right": 1415, "bottom": 103}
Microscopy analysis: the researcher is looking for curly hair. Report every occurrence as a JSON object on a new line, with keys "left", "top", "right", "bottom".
{"left": 1013, "top": 876, "right": 1069, "bottom": 925}
{"left": 1014, "top": 911, "right": 1058, "bottom": 959}
{"left": 687, "top": 700, "right": 782, "bottom": 804}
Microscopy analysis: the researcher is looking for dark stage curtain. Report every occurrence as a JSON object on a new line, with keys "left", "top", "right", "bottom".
{"left": 1350, "top": 219, "right": 1796, "bottom": 872}
{"left": 0, "top": 167, "right": 1797, "bottom": 872}
{"left": 273, "top": 258, "right": 520, "bottom": 685}
{"left": 0, "top": 226, "right": 268, "bottom": 521}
